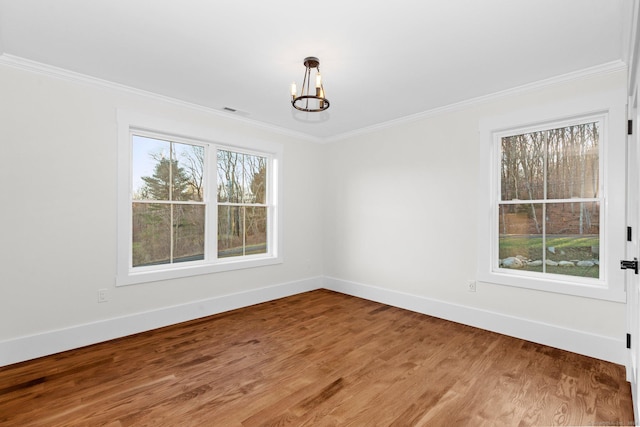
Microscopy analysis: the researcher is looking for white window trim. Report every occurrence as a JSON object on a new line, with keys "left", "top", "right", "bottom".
{"left": 477, "top": 89, "right": 627, "bottom": 302}
{"left": 116, "top": 110, "right": 283, "bottom": 286}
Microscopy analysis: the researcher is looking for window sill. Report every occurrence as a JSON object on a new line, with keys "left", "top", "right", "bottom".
{"left": 477, "top": 269, "right": 626, "bottom": 302}
{"left": 116, "top": 256, "right": 283, "bottom": 287}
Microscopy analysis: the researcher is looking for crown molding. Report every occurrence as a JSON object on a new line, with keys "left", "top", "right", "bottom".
{"left": 0, "top": 54, "right": 627, "bottom": 144}
{"left": 325, "top": 60, "right": 628, "bottom": 143}
{"left": 0, "top": 53, "right": 324, "bottom": 144}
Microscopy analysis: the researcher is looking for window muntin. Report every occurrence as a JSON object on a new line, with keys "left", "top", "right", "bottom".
{"left": 497, "top": 119, "right": 602, "bottom": 280}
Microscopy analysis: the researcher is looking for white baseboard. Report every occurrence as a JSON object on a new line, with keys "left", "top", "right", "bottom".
{"left": 0, "top": 276, "right": 322, "bottom": 367}
{"left": 323, "top": 276, "right": 627, "bottom": 366}
{"left": 1, "top": 275, "right": 627, "bottom": 368}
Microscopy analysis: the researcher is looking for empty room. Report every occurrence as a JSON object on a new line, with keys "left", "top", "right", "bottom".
{"left": 1, "top": 1, "right": 640, "bottom": 425}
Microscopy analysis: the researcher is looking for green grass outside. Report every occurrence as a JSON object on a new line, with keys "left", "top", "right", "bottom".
{"left": 499, "top": 235, "right": 599, "bottom": 278}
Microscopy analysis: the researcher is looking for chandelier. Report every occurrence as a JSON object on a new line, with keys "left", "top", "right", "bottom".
{"left": 290, "top": 56, "right": 330, "bottom": 112}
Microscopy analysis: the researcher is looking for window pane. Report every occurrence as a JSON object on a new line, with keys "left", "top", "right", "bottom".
{"left": 245, "top": 207, "right": 267, "bottom": 255}
{"left": 132, "top": 136, "right": 171, "bottom": 201}
{"left": 218, "top": 205, "right": 244, "bottom": 258}
{"left": 217, "top": 150, "right": 268, "bottom": 204}
{"left": 217, "top": 150, "right": 243, "bottom": 203}
{"left": 173, "top": 204, "right": 205, "bottom": 263}
{"left": 132, "top": 136, "right": 204, "bottom": 202}
{"left": 545, "top": 202, "right": 599, "bottom": 278}
{"left": 132, "top": 203, "right": 170, "bottom": 267}
{"left": 498, "top": 203, "right": 543, "bottom": 269}
{"left": 501, "top": 132, "right": 545, "bottom": 201}
{"left": 174, "top": 143, "right": 205, "bottom": 202}
{"left": 546, "top": 123, "right": 599, "bottom": 200}
{"left": 243, "top": 154, "right": 267, "bottom": 204}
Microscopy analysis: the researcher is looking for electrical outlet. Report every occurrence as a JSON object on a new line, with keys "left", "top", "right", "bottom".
{"left": 98, "top": 289, "right": 109, "bottom": 303}
{"left": 467, "top": 280, "right": 476, "bottom": 292}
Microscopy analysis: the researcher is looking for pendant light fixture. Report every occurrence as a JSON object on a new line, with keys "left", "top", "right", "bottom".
{"left": 290, "top": 56, "right": 330, "bottom": 112}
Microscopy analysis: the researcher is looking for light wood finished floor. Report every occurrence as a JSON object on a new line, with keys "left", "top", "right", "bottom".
{"left": 0, "top": 290, "right": 634, "bottom": 426}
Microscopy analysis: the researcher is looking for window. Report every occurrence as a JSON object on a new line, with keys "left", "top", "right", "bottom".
{"left": 498, "top": 120, "right": 601, "bottom": 279}
{"left": 132, "top": 135, "right": 206, "bottom": 267}
{"left": 477, "top": 89, "right": 626, "bottom": 302}
{"left": 117, "top": 111, "right": 282, "bottom": 286}
{"left": 216, "top": 149, "right": 268, "bottom": 259}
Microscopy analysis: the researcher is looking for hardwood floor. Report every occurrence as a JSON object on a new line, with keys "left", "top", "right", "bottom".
{"left": 0, "top": 289, "right": 634, "bottom": 426}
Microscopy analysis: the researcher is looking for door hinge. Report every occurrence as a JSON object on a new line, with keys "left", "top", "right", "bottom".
{"left": 628, "top": 226, "right": 633, "bottom": 242}
{"left": 621, "top": 257, "right": 639, "bottom": 274}
{"left": 628, "top": 333, "right": 632, "bottom": 349}
{"left": 630, "top": 119, "right": 633, "bottom": 135}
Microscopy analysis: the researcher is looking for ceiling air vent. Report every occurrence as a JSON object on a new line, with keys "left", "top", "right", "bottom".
{"left": 221, "top": 106, "right": 250, "bottom": 117}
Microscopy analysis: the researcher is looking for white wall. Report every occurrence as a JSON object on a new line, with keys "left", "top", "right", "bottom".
{"left": 0, "top": 63, "right": 324, "bottom": 361}
{"left": 323, "top": 68, "right": 628, "bottom": 362}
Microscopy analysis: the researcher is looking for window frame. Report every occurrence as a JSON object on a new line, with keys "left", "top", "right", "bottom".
{"left": 117, "top": 110, "right": 283, "bottom": 286}
{"left": 477, "top": 89, "right": 627, "bottom": 302}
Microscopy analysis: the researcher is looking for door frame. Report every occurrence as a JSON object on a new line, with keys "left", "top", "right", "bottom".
{"left": 627, "top": 81, "right": 639, "bottom": 423}
{"left": 626, "top": 0, "right": 640, "bottom": 421}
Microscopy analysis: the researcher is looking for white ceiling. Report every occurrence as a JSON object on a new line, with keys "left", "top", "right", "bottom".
{"left": 0, "top": 0, "right": 631, "bottom": 140}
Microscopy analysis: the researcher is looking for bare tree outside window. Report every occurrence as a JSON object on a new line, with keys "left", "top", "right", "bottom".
{"left": 499, "top": 122, "right": 600, "bottom": 278}
{"left": 217, "top": 150, "right": 267, "bottom": 258}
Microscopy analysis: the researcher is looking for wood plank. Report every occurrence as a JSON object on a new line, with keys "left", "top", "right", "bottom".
{"left": 0, "top": 290, "right": 633, "bottom": 426}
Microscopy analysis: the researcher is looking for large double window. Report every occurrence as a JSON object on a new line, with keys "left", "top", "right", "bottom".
{"left": 117, "top": 112, "right": 282, "bottom": 285}
{"left": 477, "top": 91, "right": 626, "bottom": 302}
